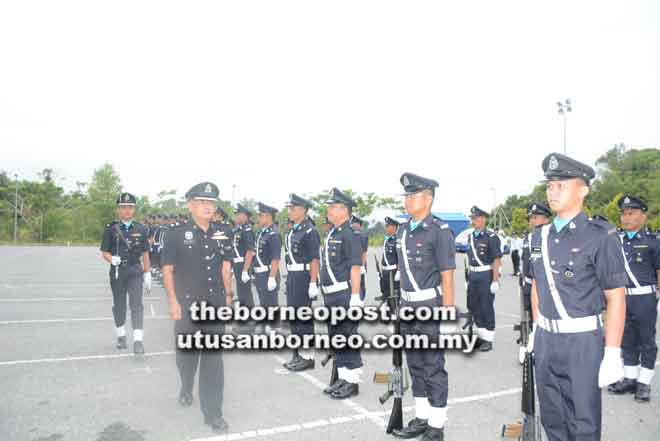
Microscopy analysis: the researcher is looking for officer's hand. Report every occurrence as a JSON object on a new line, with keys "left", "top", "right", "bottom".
{"left": 241, "top": 271, "right": 250, "bottom": 283}
{"left": 394, "top": 271, "right": 400, "bottom": 282}
{"left": 308, "top": 283, "right": 319, "bottom": 300}
{"left": 598, "top": 346, "right": 624, "bottom": 388}
{"left": 111, "top": 255, "right": 121, "bottom": 266}
{"left": 490, "top": 281, "right": 500, "bottom": 294}
{"left": 143, "top": 272, "right": 152, "bottom": 295}
{"left": 349, "top": 294, "right": 365, "bottom": 308}
{"left": 169, "top": 300, "right": 182, "bottom": 321}
{"left": 267, "top": 277, "right": 277, "bottom": 291}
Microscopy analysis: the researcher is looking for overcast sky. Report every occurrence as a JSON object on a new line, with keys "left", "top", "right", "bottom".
{"left": 1, "top": 1, "right": 658, "bottom": 217}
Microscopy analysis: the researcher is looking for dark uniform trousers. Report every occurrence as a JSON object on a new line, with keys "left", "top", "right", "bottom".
{"left": 254, "top": 271, "right": 279, "bottom": 328}
{"left": 534, "top": 327, "right": 603, "bottom": 441}
{"left": 286, "top": 270, "right": 314, "bottom": 337}
{"left": 467, "top": 270, "right": 495, "bottom": 331}
{"left": 400, "top": 295, "right": 448, "bottom": 408}
{"left": 232, "top": 262, "right": 254, "bottom": 308}
{"left": 175, "top": 296, "right": 225, "bottom": 420}
{"left": 323, "top": 289, "right": 362, "bottom": 370}
{"left": 109, "top": 264, "right": 144, "bottom": 330}
{"left": 622, "top": 294, "right": 658, "bottom": 369}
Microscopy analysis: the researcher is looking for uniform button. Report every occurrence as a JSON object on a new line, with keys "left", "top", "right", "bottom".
{"left": 188, "top": 245, "right": 192, "bottom": 249}
{"left": 569, "top": 261, "right": 573, "bottom": 265}
{"left": 551, "top": 260, "right": 555, "bottom": 265}
{"left": 207, "top": 266, "right": 211, "bottom": 270}
{"left": 208, "top": 277, "right": 212, "bottom": 281}
{"left": 554, "top": 239, "right": 559, "bottom": 243}
{"left": 205, "top": 245, "right": 208, "bottom": 248}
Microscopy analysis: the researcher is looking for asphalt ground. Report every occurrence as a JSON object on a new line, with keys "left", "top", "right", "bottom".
{"left": 0, "top": 245, "right": 658, "bottom": 441}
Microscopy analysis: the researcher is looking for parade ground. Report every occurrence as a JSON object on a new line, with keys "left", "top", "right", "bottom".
{"left": 1, "top": 245, "right": 658, "bottom": 441}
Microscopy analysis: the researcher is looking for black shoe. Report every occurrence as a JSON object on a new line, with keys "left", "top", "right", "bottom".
{"left": 330, "top": 381, "right": 359, "bottom": 399}
{"left": 608, "top": 378, "right": 637, "bottom": 394}
{"left": 420, "top": 426, "right": 444, "bottom": 441}
{"left": 323, "top": 379, "right": 346, "bottom": 395}
{"left": 116, "top": 336, "right": 128, "bottom": 350}
{"left": 290, "top": 358, "right": 315, "bottom": 372}
{"left": 392, "top": 418, "right": 429, "bottom": 438}
{"left": 206, "top": 416, "right": 228, "bottom": 433}
{"left": 133, "top": 341, "right": 145, "bottom": 355}
{"left": 634, "top": 383, "right": 651, "bottom": 402}
{"left": 178, "top": 391, "right": 193, "bottom": 407}
{"left": 283, "top": 354, "right": 303, "bottom": 370}
{"left": 478, "top": 341, "right": 493, "bottom": 352}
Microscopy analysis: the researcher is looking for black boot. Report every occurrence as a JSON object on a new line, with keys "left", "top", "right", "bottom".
{"left": 479, "top": 341, "right": 493, "bottom": 352}
{"left": 392, "top": 418, "right": 428, "bottom": 439}
{"left": 290, "top": 358, "right": 315, "bottom": 372}
{"left": 607, "top": 378, "right": 637, "bottom": 394}
{"left": 420, "top": 426, "right": 444, "bottom": 441}
{"left": 116, "top": 336, "right": 128, "bottom": 350}
{"left": 133, "top": 340, "right": 145, "bottom": 355}
{"left": 206, "top": 415, "right": 228, "bottom": 433}
{"left": 330, "top": 381, "right": 359, "bottom": 399}
{"left": 283, "top": 351, "right": 302, "bottom": 370}
{"left": 178, "top": 390, "right": 193, "bottom": 407}
{"left": 323, "top": 379, "right": 346, "bottom": 395}
{"left": 634, "top": 383, "right": 651, "bottom": 402}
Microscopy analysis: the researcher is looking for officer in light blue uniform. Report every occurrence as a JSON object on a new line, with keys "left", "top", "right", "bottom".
{"left": 529, "top": 153, "right": 627, "bottom": 441}
{"left": 253, "top": 203, "right": 282, "bottom": 334}
{"left": 392, "top": 173, "right": 455, "bottom": 441}
{"left": 320, "top": 188, "right": 364, "bottom": 400}
{"left": 465, "top": 205, "right": 502, "bottom": 351}
{"left": 607, "top": 195, "right": 660, "bottom": 402}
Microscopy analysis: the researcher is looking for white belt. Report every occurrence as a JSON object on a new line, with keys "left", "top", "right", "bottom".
{"left": 469, "top": 265, "right": 492, "bottom": 273}
{"left": 253, "top": 266, "right": 270, "bottom": 274}
{"left": 287, "top": 263, "right": 311, "bottom": 272}
{"left": 401, "top": 286, "right": 442, "bottom": 302}
{"left": 537, "top": 311, "right": 602, "bottom": 334}
{"left": 382, "top": 264, "right": 397, "bottom": 271}
{"left": 321, "top": 281, "right": 349, "bottom": 294}
{"left": 524, "top": 276, "right": 533, "bottom": 285}
{"left": 233, "top": 257, "right": 244, "bottom": 263}
{"left": 626, "top": 285, "right": 656, "bottom": 296}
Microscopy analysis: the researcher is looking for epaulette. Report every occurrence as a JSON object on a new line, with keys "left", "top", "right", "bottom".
{"left": 588, "top": 217, "right": 617, "bottom": 235}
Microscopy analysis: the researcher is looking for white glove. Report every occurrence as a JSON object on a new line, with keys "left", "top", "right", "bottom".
{"left": 394, "top": 271, "right": 400, "bottom": 282}
{"left": 526, "top": 324, "right": 536, "bottom": 354}
{"left": 598, "top": 346, "right": 624, "bottom": 388}
{"left": 308, "top": 283, "right": 319, "bottom": 300}
{"left": 267, "top": 277, "right": 277, "bottom": 291}
{"left": 111, "top": 255, "right": 121, "bottom": 266}
{"left": 657, "top": 296, "right": 660, "bottom": 313}
{"left": 143, "top": 272, "right": 152, "bottom": 294}
{"left": 241, "top": 271, "right": 250, "bottom": 283}
{"left": 490, "top": 281, "right": 500, "bottom": 294}
{"left": 349, "top": 294, "right": 365, "bottom": 308}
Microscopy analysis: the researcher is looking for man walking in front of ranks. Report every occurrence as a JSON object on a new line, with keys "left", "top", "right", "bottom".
{"left": 391, "top": 173, "right": 455, "bottom": 441}
{"left": 253, "top": 202, "right": 282, "bottom": 335}
{"left": 321, "top": 188, "right": 364, "bottom": 399}
{"left": 466, "top": 206, "right": 502, "bottom": 351}
{"left": 100, "top": 192, "right": 151, "bottom": 354}
{"left": 529, "top": 153, "right": 626, "bottom": 441}
{"left": 283, "top": 194, "right": 321, "bottom": 371}
{"left": 608, "top": 195, "right": 660, "bottom": 402}
{"left": 161, "top": 182, "right": 233, "bottom": 433}
{"left": 232, "top": 203, "right": 256, "bottom": 334}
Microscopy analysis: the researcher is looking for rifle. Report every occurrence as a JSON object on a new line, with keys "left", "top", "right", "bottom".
{"left": 373, "top": 270, "right": 408, "bottom": 434}
{"left": 321, "top": 351, "right": 338, "bottom": 386}
{"left": 502, "top": 285, "right": 539, "bottom": 440}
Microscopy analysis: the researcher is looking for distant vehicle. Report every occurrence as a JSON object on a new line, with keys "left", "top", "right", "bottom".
{"left": 455, "top": 227, "right": 510, "bottom": 255}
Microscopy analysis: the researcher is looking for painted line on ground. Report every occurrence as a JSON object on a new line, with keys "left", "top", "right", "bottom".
{"left": 0, "top": 351, "right": 174, "bottom": 366}
{"left": 0, "top": 296, "right": 164, "bottom": 302}
{"left": 0, "top": 316, "right": 170, "bottom": 325}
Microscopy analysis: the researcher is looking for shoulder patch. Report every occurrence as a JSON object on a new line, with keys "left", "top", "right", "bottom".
{"left": 305, "top": 228, "right": 313, "bottom": 234}
{"left": 440, "top": 223, "right": 449, "bottom": 230}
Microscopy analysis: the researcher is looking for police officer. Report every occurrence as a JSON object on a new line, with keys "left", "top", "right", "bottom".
{"left": 528, "top": 153, "right": 626, "bottom": 441}
{"left": 381, "top": 216, "right": 400, "bottom": 311}
{"left": 283, "top": 194, "right": 321, "bottom": 371}
{"left": 351, "top": 215, "right": 369, "bottom": 301}
{"left": 608, "top": 195, "right": 660, "bottom": 402}
{"left": 390, "top": 174, "right": 455, "bottom": 441}
{"left": 253, "top": 203, "right": 282, "bottom": 335}
{"left": 320, "top": 188, "right": 364, "bottom": 399}
{"left": 231, "top": 203, "right": 256, "bottom": 333}
{"left": 161, "top": 182, "right": 232, "bottom": 433}
{"left": 100, "top": 192, "right": 152, "bottom": 354}
{"left": 465, "top": 206, "right": 502, "bottom": 351}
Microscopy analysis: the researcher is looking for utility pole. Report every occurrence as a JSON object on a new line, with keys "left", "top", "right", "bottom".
{"left": 13, "top": 174, "right": 19, "bottom": 243}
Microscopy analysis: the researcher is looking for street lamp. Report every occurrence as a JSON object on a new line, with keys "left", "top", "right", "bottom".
{"left": 232, "top": 184, "right": 236, "bottom": 206}
{"left": 557, "top": 98, "right": 572, "bottom": 155}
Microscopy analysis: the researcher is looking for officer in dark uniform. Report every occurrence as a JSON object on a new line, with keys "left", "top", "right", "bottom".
{"left": 390, "top": 173, "right": 455, "bottom": 441}
{"left": 465, "top": 206, "right": 502, "bottom": 351}
{"left": 161, "top": 182, "right": 232, "bottom": 433}
{"left": 381, "top": 216, "right": 400, "bottom": 311}
{"left": 100, "top": 192, "right": 151, "bottom": 354}
{"left": 320, "top": 188, "right": 364, "bottom": 399}
{"left": 351, "top": 215, "right": 369, "bottom": 301}
{"left": 283, "top": 194, "right": 321, "bottom": 371}
{"left": 231, "top": 203, "right": 256, "bottom": 333}
{"left": 608, "top": 195, "right": 660, "bottom": 402}
{"left": 528, "top": 153, "right": 626, "bottom": 441}
{"left": 253, "top": 202, "right": 282, "bottom": 334}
